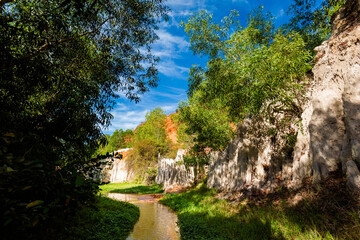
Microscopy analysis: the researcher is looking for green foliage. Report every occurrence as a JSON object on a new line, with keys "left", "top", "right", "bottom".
{"left": 100, "top": 183, "right": 164, "bottom": 194}
{"left": 95, "top": 129, "right": 133, "bottom": 156}
{"left": 179, "top": 98, "right": 235, "bottom": 152}
{"left": 136, "top": 107, "right": 168, "bottom": 146}
{"left": 160, "top": 181, "right": 360, "bottom": 240}
{"left": 60, "top": 196, "right": 140, "bottom": 240}
{"left": 178, "top": 7, "right": 311, "bottom": 175}
{"left": 0, "top": 0, "right": 168, "bottom": 238}
{"left": 176, "top": 95, "right": 235, "bottom": 183}
{"left": 285, "top": 0, "right": 346, "bottom": 53}
{"left": 127, "top": 107, "right": 174, "bottom": 183}
{"left": 183, "top": 8, "right": 311, "bottom": 121}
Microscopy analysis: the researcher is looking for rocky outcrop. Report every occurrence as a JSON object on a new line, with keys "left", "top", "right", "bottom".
{"left": 208, "top": 0, "right": 360, "bottom": 193}
{"left": 156, "top": 149, "right": 195, "bottom": 189}
{"left": 307, "top": 0, "right": 360, "bottom": 191}
{"left": 207, "top": 117, "right": 298, "bottom": 192}
{"left": 101, "top": 148, "right": 134, "bottom": 183}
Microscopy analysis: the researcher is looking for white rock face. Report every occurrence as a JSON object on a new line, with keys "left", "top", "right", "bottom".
{"left": 100, "top": 148, "right": 134, "bottom": 183}
{"left": 207, "top": 0, "right": 360, "bottom": 193}
{"left": 155, "top": 149, "right": 195, "bottom": 189}
{"left": 108, "top": 158, "right": 134, "bottom": 183}
{"left": 207, "top": 118, "right": 296, "bottom": 192}
{"left": 306, "top": 0, "right": 360, "bottom": 191}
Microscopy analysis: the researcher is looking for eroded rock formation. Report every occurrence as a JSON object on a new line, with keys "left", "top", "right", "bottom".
{"left": 208, "top": 0, "right": 360, "bottom": 193}
{"left": 308, "top": 0, "right": 360, "bottom": 190}
{"left": 101, "top": 148, "right": 134, "bottom": 183}
{"left": 156, "top": 149, "right": 195, "bottom": 189}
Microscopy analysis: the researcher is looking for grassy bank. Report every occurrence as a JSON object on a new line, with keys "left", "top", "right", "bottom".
{"left": 100, "top": 183, "right": 164, "bottom": 194}
{"left": 160, "top": 176, "right": 360, "bottom": 240}
{"left": 60, "top": 196, "right": 139, "bottom": 240}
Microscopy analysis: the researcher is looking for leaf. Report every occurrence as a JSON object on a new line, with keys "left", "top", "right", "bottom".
{"left": 6, "top": 167, "right": 15, "bottom": 172}
{"left": 26, "top": 200, "right": 44, "bottom": 208}
{"left": 75, "top": 176, "right": 84, "bottom": 187}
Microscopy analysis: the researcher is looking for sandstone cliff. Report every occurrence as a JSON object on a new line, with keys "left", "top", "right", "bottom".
{"left": 165, "top": 113, "right": 179, "bottom": 146}
{"left": 208, "top": 0, "right": 360, "bottom": 193}
{"left": 156, "top": 149, "right": 195, "bottom": 189}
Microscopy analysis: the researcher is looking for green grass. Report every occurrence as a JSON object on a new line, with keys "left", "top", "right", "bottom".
{"left": 100, "top": 183, "right": 164, "bottom": 194}
{"left": 60, "top": 196, "right": 140, "bottom": 240}
{"left": 160, "top": 181, "right": 360, "bottom": 240}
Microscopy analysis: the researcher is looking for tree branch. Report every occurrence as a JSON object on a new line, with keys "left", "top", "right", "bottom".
{"left": 0, "top": 0, "right": 14, "bottom": 8}
{"left": 23, "top": 17, "right": 112, "bottom": 60}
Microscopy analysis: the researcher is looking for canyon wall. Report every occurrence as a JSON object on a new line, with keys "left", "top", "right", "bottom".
{"left": 156, "top": 149, "right": 195, "bottom": 189}
{"left": 208, "top": 0, "right": 360, "bottom": 193}
{"left": 100, "top": 148, "right": 134, "bottom": 183}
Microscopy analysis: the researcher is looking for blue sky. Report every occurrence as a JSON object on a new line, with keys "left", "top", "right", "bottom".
{"left": 103, "top": 0, "right": 294, "bottom": 134}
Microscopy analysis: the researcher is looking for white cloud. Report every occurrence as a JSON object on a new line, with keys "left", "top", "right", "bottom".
{"left": 175, "top": 10, "right": 192, "bottom": 17}
{"left": 161, "top": 104, "right": 178, "bottom": 113}
{"left": 145, "top": 87, "right": 187, "bottom": 101}
{"left": 105, "top": 109, "right": 148, "bottom": 132}
{"left": 114, "top": 103, "right": 129, "bottom": 111}
{"left": 153, "top": 29, "right": 189, "bottom": 58}
{"left": 157, "top": 59, "right": 189, "bottom": 78}
{"left": 151, "top": 29, "right": 190, "bottom": 78}
{"left": 103, "top": 86, "right": 187, "bottom": 134}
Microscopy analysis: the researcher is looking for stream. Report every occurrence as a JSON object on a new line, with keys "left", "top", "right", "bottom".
{"left": 107, "top": 193, "right": 180, "bottom": 240}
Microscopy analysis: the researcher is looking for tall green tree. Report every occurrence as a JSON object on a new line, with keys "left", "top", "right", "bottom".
{"left": 135, "top": 107, "right": 168, "bottom": 153}
{"left": 178, "top": 6, "right": 312, "bottom": 179}
{"left": 182, "top": 7, "right": 311, "bottom": 121}
{"left": 128, "top": 107, "right": 173, "bottom": 183}
{"left": 0, "top": 0, "right": 168, "bottom": 238}
{"left": 95, "top": 129, "right": 133, "bottom": 155}
{"left": 286, "top": 0, "right": 346, "bottom": 53}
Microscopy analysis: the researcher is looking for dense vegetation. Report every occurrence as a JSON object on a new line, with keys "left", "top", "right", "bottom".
{"left": 0, "top": 0, "right": 167, "bottom": 238}
{"left": 60, "top": 197, "right": 140, "bottom": 240}
{"left": 175, "top": 0, "right": 345, "bottom": 176}
{"left": 95, "top": 129, "right": 133, "bottom": 156}
{"left": 160, "top": 177, "right": 360, "bottom": 240}
{"left": 0, "top": 0, "right": 352, "bottom": 239}
{"left": 127, "top": 107, "right": 177, "bottom": 183}
{"left": 95, "top": 107, "right": 176, "bottom": 183}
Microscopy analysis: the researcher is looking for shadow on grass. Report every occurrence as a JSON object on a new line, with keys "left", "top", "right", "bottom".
{"left": 281, "top": 170, "right": 360, "bottom": 239}
{"left": 178, "top": 212, "right": 285, "bottom": 240}
{"left": 161, "top": 172, "right": 360, "bottom": 239}
{"left": 161, "top": 184, "right": 285, "bottom": 240}
{"left": 109, "top": 185, "right": 164, "bottom": 195}
{"left": 60, "top": 197, "right": 140, "bottom": 240}
{"left": 235, "top": 170, "right": 360, "bottom": 239}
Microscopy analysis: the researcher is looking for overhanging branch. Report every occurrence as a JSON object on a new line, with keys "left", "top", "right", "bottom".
{"left": 23, "top": 17, "right": 112, "bottom": 60}
{"left": 0, "top": 0, "right": 14, "bottom": 8}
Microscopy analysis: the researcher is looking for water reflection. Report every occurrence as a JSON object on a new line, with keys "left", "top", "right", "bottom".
{"left": 107, "top": 193, "right": 180, "bottom": 240}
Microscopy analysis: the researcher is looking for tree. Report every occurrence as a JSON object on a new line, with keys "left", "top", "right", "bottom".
{"left": 0, "top": 0, "right": 168, "bottom": 238}
{"left": 128, "top": 107, "right": 173, "bottom": 183}
{"left": 285, "top": 0, "right": 346, "bottom": 53}
{"left": 177, "top": 96, "right": 235, "bottom": 183}
{"left": 95, "top": 129, "right": 133, "bottom": 155}
{"left": 178, "top": 6, "right": 312, "bottom": 183}
{"left": 182, "top": 7, "right": 311, "bottom": 121}
{"left": 136, "top": 107, "right": 168, "bottom": 148}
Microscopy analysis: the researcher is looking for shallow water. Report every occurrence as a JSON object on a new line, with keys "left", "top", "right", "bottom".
{"left": 107, "top": 193, "right": 180, "bottom": 240}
